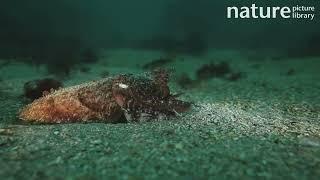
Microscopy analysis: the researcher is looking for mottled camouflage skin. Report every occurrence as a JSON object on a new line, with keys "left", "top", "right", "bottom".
{"left": 19, "top": 70, "right": 191, "bottom": 123}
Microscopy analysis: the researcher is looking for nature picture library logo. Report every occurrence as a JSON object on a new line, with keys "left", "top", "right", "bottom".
{"left": 227, "top": 3, "right": 316, "bottom": 20}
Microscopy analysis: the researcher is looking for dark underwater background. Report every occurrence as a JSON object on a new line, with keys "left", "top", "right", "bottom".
{"left": 0, "top": 1, "right": 319, "bottom": 179}
{"left": 1, "top": 0, "right": 319, "bottom": 67}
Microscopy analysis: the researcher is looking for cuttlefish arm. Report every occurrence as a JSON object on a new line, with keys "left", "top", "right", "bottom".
{"left": 112, "top": 72, "right": 191, "bottom": 122}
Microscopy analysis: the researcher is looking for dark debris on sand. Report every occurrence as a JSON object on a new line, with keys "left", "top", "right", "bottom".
{"left": 177, "top": 61, "right": 244, "bottom": 89}
{"left": 142, "top": 56, "right": 175, "bottom": 70}
{"left": 196, "top": 62, "right": 232, "bottom": 80}
{"left": 23, "top": 78, "right": 63, "bottom": 100}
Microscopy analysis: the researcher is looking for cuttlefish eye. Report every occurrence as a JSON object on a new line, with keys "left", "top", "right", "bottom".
{"left": 112, "top": 82, "right": 131, "bottom": 108}
{"left": 118, "top": 83, "right": 129, "bottom": 89}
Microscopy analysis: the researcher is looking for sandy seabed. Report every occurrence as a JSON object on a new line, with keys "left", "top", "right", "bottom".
{"left": 0, "top": 49, "right": 319, "bottom": 179}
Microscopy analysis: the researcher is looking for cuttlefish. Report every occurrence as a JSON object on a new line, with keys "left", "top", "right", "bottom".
{"left": 19, "top": 69, "right": 191, "bottom": 123}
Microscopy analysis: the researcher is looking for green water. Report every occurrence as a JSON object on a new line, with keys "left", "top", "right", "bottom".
{"left": 0, "top": 1, "right": 320, "bottom": 179}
